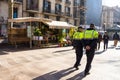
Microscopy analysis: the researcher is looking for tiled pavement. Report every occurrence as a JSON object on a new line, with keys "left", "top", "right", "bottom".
{"left": 0, "top": 41, "right": 120, "bottom": 80}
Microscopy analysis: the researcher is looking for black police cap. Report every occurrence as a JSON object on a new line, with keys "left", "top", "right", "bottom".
{"left": 78, "top": 26, "right": 83, "bottom": 29}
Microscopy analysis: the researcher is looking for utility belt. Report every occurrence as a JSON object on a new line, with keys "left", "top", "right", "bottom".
{"left": 83, "top": 38, "right": 94, "bottom": 40}
{"left": 73, "top": 39, "right": 83, "bottom": 40}
{"left": 83, "top": 38, "right": 97, "bottom": 40}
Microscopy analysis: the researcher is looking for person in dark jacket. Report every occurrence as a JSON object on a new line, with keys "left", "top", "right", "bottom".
{"left": 73, "top": 26, "right": 84, "bottom": 70}
{"left": 113, "top": 32, "right": 119, "bottom": 47}
{"left": 97, "top": 32, "right": 103, "bottom": 50}
{"left": 82, "top": 24, "right": 98, "bottom": 76}
{"left": 103, "top": 32, "right": 109, "bottom": 50}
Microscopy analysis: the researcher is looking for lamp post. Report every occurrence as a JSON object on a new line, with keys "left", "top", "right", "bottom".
{"left": 11, "top": 0, "right": 14, "bottom": 28}
{"left": 11, "top": 0, "right": 14, "bottom": 19}
{"left": 103, "top": 23, "right": 106, "bottom": 32}
{"left": 8, "top": 0, "right": 14, "bottom": 28}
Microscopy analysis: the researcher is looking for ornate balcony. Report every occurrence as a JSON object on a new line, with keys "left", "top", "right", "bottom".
{"left": 65, "top": 12, "right": 72, "bottom": 17}
{"left": 43, "top": 9, "right": 51, "bottom": 13}
{"left": 56, "top": 0, "right": 62, "bottom": 2}
{"left": 55, "top": 11, "right": 65, "bottom": 16}
{"left": 14, "top": 0, "right": 22, "bottom": 3}
{"left": 79, "top": 6, "right": 87, "bottom": 10}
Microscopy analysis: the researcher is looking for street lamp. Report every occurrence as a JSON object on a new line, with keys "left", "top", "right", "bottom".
{"left": 8, "top": 0, "right": 14, "bottom": 28}
{"left": 8, "top": 0, "right": 14, "bottom": 43}
{"left": 11, "top": 0, "right": 14, "bottom": 28}
{"left": 103, "top": 23, "right": 106, "bottom": 31}
{"left": 11, "top": 0, "right": 14, "bottom": 19}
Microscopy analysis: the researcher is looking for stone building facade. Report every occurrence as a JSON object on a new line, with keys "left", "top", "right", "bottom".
{"left": 22, "top": 0, "right": 83, "bottom": 26}
{"left": 101, "top": 6, "right": 114, "bottom": 29}
{"left": 0, "top": 0, "right": 22, "bottom": 37}
{"left": 0, "top": 0, "right": 86, "bottom": 38}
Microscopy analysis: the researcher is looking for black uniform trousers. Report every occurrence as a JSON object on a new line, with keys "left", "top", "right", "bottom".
{"left": 104, "top": 41, "right": 108, "bottom": 50}
{"left": 84, "top": 48, "right": 95, "bottom": 73}
{"left": 74, "top": 46, "right": 83, "bottom": 67}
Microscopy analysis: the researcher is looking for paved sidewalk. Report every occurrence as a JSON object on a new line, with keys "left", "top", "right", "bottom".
{"left": 0, "top": 41, "right": 120, "bottom": 80}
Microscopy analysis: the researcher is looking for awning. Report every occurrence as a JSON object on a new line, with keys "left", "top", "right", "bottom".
{"left": 45, "top": 20, "right": 75, "bottom": 29}
{"left": 8, "top": 17, "right": 75, "bottom": 29}
{"left": 8, "top": 17, "right": 52, "bottom": 23}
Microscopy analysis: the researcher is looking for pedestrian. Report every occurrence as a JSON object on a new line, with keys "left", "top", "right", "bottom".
{"left": 97, "top": 32, "right": 102, "bottom": 50}
{"left": 73, "top": 26, "right": 84, "bottom": 70}
{"left": 103, "top": 32, "right": 109, "bottom": 50}
{"left": 82, "top": 23, "right": 98, "bottom": 76}
{"left": 113, "top": 32, "right": 119, "bottom": 47}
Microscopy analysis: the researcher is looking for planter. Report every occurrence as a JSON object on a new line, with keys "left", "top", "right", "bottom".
{"left": 39, "top": 36, "right": 43, "bottom": 40}
{"left": 33, "top": 36, "right": 43, "bottom": 40}
{"left": 33, "top": 36, "right": 38, "bottom": 40}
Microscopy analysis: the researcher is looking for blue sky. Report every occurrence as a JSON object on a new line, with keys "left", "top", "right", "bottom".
{"left": 102, "top": 0, "right": 120, "bottom": 7}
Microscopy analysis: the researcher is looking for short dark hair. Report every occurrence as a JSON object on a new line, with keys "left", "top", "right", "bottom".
{"left": 78, "top": 26, "right": 83, "bottom": 29}
{"left": 90, "top": 23, "right": 95, "bottom": 27}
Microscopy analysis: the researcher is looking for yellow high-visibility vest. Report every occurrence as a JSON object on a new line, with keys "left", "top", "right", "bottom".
{"left": 73, "top": 32, "right": 83, "bottom": 39}
{"left": 83, "top": 30, "right": 98, "bottom": 39}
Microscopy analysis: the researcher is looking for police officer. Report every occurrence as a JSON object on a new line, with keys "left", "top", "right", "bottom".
{"left": 83, "top": 24, "right": 98, "bottom": 76}
{"left": 73, "top": 26, "right": 84, "bottom": 70}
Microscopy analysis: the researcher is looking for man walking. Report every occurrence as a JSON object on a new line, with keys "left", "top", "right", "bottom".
{"left": 73, "top": 26, "right": 84, "bottom": 70}
{"left": 103, "top": 32, "right": 109, "bottom": 50}
{"left": 113, "top": 32, "right": 119, "bottom": 47}
{"left": 83, "top": 24, "right": 98, "bottom": 76}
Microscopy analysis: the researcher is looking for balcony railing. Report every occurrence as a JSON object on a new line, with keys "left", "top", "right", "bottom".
{"left": 55, "top": 10, "right": 61, "bottom": 14}
{"left": 43, "top": 9, "right": 51, "bottom": 13}
{"left": 14, "top": 0, "right": 23, "bottom": 2}
{"left": 65, "top": 13, "right": 72, "bottom": 17}
{"left": 56, "top": 0, "right": 62, "bottom": 2}
{"left": 79, "top": 6, "right": 87, "bottom": 10}
{"left": 55, "top": 11, "right": 64, "bottom": 16}
{"left": 27, "top": 7, "right": 39, "bottom": 11}
{"left": 74, "top": 3, "right": 80, "bottom": 6}
{"left": 42, "top": 9, "right": 72, "bottom": 17}
{"left": 73, "top": 14, "right": 80, "bottom": 18}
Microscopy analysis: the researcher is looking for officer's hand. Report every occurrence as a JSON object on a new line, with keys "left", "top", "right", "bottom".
{"left": 86, "top": 46, "right": 90, "bottom": 50}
